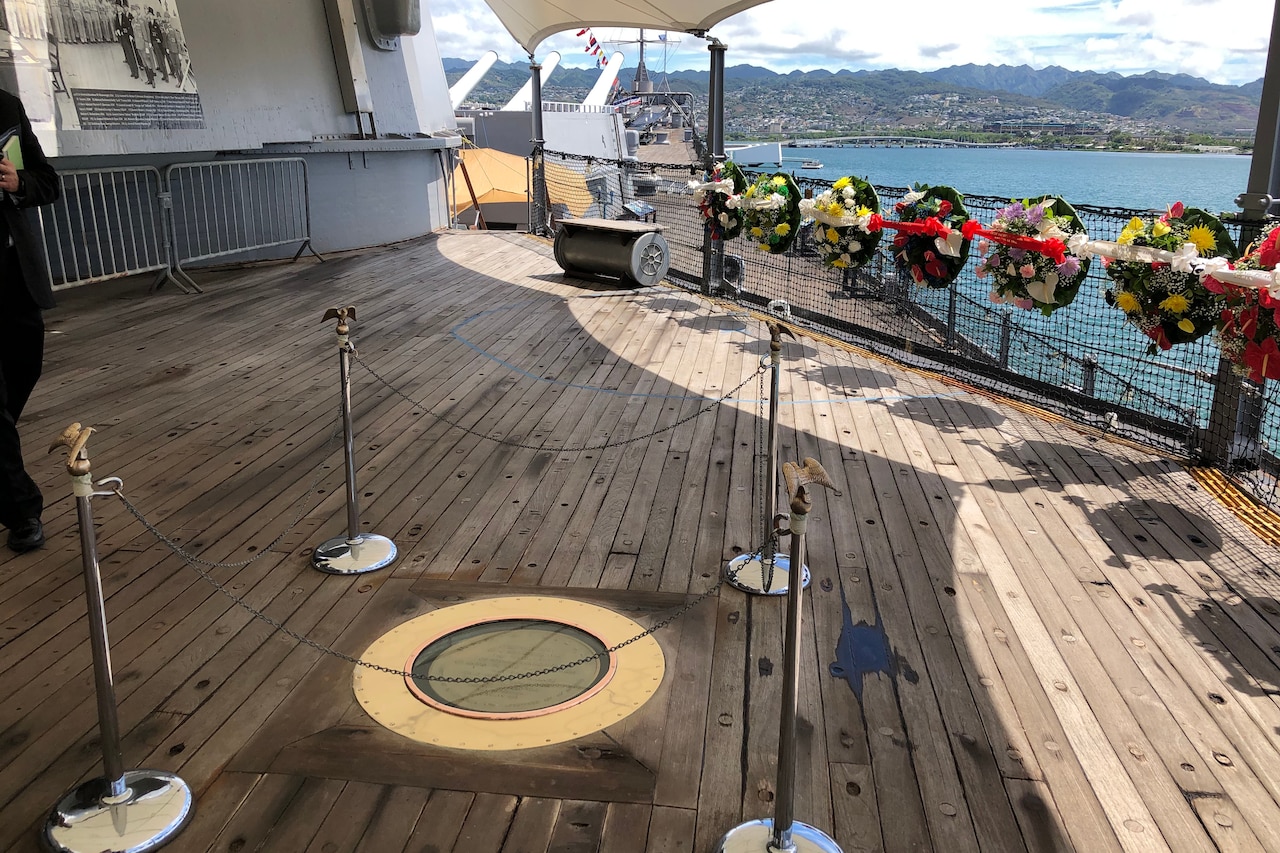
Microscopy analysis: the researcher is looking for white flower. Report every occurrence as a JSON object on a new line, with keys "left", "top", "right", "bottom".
{"left": 718, "top": 212, "right": 730, "bottom": 225}
{"left": 1026, "top": 278, "right": 1058, "bottom": 304}
{"left": 903, "top": 190, "right": 926, "bottom": 205}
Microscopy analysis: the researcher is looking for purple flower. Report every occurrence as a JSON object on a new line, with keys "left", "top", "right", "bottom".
{"left": 998, "top": 202, "right": 1025, "bottom": 222}
{"left": 1025, "top": 204, "right": 1047, "bottom": 227}
{"left": 1056, "top": 256, "right": 1080, "bottom": 278}
{"left": 1008, "top": 248, "right": 1026, "bottom": 262}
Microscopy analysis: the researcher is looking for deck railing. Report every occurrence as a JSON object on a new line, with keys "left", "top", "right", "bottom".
{"left": 542, "top": 148, "right": 1280, "bottom": 512}
{"left": 38, "top": 157, "right": 316, "bottom": 294}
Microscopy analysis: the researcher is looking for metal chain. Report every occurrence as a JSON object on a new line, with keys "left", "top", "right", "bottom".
{"left": 351, "top": 351, "right": 767, "bottom": 454}
{"left": 758, "top": 361, "right": 777, "bottom": 592}
{"left": 112, "top": 410, "right": 346, "bottom": 570}
{"left": 113, "top": 485, "right": 724, "bottom": 684}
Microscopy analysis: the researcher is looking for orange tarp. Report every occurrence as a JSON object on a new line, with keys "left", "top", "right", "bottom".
{"left": 452, "top": 148, "right": 593, "bottom": 218}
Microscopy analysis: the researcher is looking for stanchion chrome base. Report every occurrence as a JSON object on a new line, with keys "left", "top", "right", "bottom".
{"left": 312, "top": 533, "right": 397, "bottom": 574}
{"left": 714, "top": 819, "right": 843, "bottom": 853}
{"left": 725, "top": 553, "right": 810, "bottom": 596}
{"left": 43, "top": 769, "right": 193, "bottom": 853}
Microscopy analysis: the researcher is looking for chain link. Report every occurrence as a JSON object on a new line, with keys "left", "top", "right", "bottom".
{"left": 100, "top": 330, "right": 775, "bottom": 685}
{"left": 352, "top": 351, "right": 767, "bottom": 454}
{"left": 113, "top": 486, "right": 723, "bottom": 684}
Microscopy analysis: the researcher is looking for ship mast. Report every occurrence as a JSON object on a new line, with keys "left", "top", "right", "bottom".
{"left": 634, "top": 29, "right": 652, "bottom": 93}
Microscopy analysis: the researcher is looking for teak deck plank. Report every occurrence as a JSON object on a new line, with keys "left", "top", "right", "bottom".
{"left": 5, "top": 231, "right": 1280, "bottom": 852}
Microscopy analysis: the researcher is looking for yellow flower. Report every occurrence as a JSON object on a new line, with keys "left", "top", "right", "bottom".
{"left": 1152, "top": 220, "right": 1171, "bottom": 238}
{"left": 745, "top": 185, "right": 756, "bottom": 198}
{"left": 1117, "top": 218, "right": 1145, "bottom": 245}
{"left": 775, "top": 222, "right": 791, "bottom": 237}
{"left": 759, "top": 243, "right": 771, "bottom": 252}
{"left": 826, "top": 227, "right": 840, "bottom": 243}
{"left": 1115, "top": 291, "right": 1141, "bottom": 313}
{"left": 856, "top": 206, "right": 872, "bottom": 218}
{"left": 1187, "top": 224, "right": 1217, "bottom": 253}
{"left": 1159, "top": 293, "right": 1190, "bottom": 314}
{"left": 833, "top": 177, "right": 851, "bottom": 191}
{"left": 750, "top": 226, "right": 763, "bottom": 238}
{"left": 826, "top": 202, "right": 843, "bottom": 217}
{"left": 1178, "top": 318, "right": 1196, "bottom": 334}
{"left": 772, "top": 176, "right": 787, "bottom": 187}
{"left": 832, "top": 259, "right": 848, "bottom": 268}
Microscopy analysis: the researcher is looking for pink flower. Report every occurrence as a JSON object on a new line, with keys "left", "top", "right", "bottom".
{"left": 1019, "top": 264, "right": 1036, "bottom": 278}
{"left": 1014, "top": 298, "right": 1034, "bottom": 310}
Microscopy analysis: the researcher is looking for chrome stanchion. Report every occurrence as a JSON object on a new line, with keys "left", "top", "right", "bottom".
{"left": 716, "top": 458, "right": 841, "bottom": 853}
{"left": 726, "top": 322, "right": 810, "bottom": 596}
{"left": 311, "top": 306, "right": 397, "bottom": 574}
{"left": 42, "top": 423, "right": 194, "bottom": 853}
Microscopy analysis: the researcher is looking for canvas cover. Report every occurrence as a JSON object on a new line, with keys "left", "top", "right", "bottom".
{"left": 480, "top": 0, "right": 773, "bottom": 53}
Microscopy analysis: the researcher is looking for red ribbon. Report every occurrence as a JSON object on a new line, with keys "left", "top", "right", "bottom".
{"left": 878, "top": 216, "right": 952, "bottom": 239}
{"left": 963, "top": 221, "right": 1068, "bottom": 265}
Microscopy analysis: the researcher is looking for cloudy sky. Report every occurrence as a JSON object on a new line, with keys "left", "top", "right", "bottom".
{"left": 427, "top": 0, "right": 1274, "bottom": 86}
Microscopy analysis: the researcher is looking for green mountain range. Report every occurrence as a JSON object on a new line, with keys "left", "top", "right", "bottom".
{"left": 444, "top": 59, "right": 1262, "bottom": 136}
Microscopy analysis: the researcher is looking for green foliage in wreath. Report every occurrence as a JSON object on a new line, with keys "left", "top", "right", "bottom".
{"left": 741, "top": 172, "right": 803, "bottom": 254}
{"left": 800, "top": 175, "right": 882, "bottom": 270}
{"left": 977, "top": 196, "right": 1090, "bottom": 317}
{"left": 691, "top": 160, "right": 748, "bottom": 240}
{"left": 890, "top": 184, "right": 970, "bottom": 288}
{"left": 1103, "top": 203, "right": 1237, "bottom": 352}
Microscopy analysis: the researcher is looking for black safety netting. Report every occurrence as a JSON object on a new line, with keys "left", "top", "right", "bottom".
{"left": 540, "top": 149, "right": 1280, "bottom": 511}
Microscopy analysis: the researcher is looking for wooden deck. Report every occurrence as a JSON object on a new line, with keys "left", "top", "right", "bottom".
{"left": 5, "top": 230, "right": 1280, "bottom": 852}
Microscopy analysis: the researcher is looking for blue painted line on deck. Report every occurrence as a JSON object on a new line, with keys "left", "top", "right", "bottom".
{"left": 450, "top": 306, "right": 966, "bottom": 405}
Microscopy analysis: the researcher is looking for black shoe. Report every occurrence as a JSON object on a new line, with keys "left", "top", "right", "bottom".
{"left": 7, "top": 519, "right": 45, "bottom": 553}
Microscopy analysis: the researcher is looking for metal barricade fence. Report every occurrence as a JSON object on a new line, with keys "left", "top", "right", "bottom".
{"left": 164, "top": 158, "right": 318, "bottom": 289}
{"left": 39, "top": 166, "right": 178, "bottom": 292}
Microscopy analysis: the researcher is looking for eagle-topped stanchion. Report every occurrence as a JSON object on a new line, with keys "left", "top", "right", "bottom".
{"left": 42, "top": 424, "right": 194, "bottom": 853}
{"left": 311, "top": 306, "right": 397, "bottom": 574}
{"left": 725, "top": 321, "right": 810, "bottom": 595}
{"left": 717, "top": 458, "right": 842, "bottom": 853}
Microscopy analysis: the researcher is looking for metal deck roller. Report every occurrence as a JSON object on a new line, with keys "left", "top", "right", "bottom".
{"left": 553, "top": 218, "right": 671, "bottom": 287}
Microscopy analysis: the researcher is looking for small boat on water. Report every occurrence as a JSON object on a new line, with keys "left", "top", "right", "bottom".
{"left": 801, "top": 159, "right": 823, "bottom": 169}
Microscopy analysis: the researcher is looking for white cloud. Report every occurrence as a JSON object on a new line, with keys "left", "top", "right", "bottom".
{"left": 426, "top": 0, "right": 1274, "bottom": 85}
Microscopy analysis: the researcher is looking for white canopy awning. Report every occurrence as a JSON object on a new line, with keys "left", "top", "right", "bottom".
{"left": 481, "top": 0, "right": 772, "bottom": 54}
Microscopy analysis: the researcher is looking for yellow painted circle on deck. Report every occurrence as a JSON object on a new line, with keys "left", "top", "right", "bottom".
{"left": 353, "top": 596, "right": 666, "bottom": 750}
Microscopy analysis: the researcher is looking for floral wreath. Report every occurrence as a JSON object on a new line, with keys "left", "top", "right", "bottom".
{"left": 971, "top": 196, "right": 1090, "bottom": 316}
{"left": 886, "top": 185, "right": 970, "bottom": 288}
{"left": 798, "top": 175, "right": 882, "bottom": 270}
{"left": 689, "top": 160, "right": 747, "bottom": 240}
{"left": 1208, "top": 221, "right": 1280, "bottom": 381}
{"left": 741, "top": 172, "right": 803, "bottom": 254}
{"left": 1102, "top": 202, "right": 1237, "bottom": 352}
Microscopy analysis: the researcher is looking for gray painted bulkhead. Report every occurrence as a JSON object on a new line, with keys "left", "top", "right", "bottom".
{"left": 46, "top": 0, "right": 461, "bottom": 257}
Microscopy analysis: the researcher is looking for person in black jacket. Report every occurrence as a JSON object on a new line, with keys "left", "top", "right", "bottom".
{"left": 0, "top": 89, "right": 60, "bottom": 553}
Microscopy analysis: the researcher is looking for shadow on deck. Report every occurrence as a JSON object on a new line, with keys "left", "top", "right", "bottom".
{"left": 3, "top": 231, "right": 1280, "bottom": 852}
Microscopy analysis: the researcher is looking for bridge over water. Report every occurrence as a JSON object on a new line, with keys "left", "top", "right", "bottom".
{"left": 787, "top": 135, "right": 1019, "bottom": 148}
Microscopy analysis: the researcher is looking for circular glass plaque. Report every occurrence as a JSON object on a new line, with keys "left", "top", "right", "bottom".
{"left": 406, "top": 618, "right": 615, "bottom": 719}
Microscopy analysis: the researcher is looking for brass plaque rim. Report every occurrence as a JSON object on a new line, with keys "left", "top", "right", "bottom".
{"left": 354, "top": 596, "right": 666, "bottom": 751}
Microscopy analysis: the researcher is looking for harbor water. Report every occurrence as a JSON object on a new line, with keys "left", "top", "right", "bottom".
{"left": 775, "top": 146, "right": 1252, "bottom": 215}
